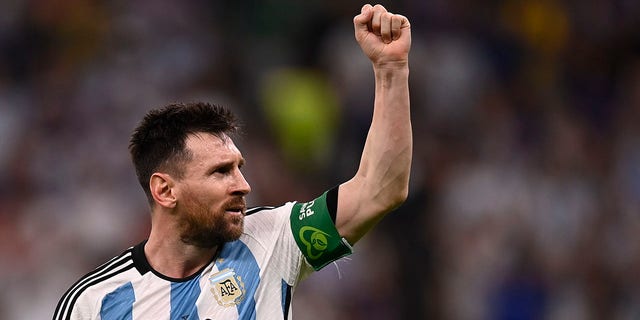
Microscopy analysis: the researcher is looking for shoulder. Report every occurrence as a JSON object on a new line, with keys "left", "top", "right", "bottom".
{"left": 53, "top": 247, "right": 139, "bottom": 320}
{"left": 240, "top": 202, "right": 296, "bottom": 245}
{"left": 245, "top": 202, "right": 295, "bottom": 216}
{"left": 243, "top": 202, "right": 296, "bottom": 225}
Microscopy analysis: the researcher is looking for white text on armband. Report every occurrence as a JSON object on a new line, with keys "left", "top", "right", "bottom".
{"left": 298, "top": 200, "right": 315, "bottom": 220}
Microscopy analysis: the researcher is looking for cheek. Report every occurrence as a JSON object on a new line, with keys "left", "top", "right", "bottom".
{"left": 200, "top": 181, "right": 228, "bottom": 199}
{"left": 178, "top": 183, "right": 230, "bottom": 222}
{"left": 186, "top": 184, "right": 225, "bottom": 205}
{"left": 180, "top": 190, "right": 218, "bottom": 218}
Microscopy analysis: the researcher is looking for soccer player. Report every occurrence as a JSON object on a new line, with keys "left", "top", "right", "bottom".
{"left": 53, "top": 4, "right": 411, "bottom": 319}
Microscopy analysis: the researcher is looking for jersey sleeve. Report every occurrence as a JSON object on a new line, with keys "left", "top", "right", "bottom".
{"left": 243, "top": 188, "right": 354, "bottom": 287}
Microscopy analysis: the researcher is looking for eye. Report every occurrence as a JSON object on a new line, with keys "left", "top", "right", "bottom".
{"left": 213, "top": 166, "right": 231, "bottom": 175}
{"left": 209, "top": 164, "right": 230, "bottom": 176}
{"left": 209, "top": 159, "right": 245, "bottom": 176}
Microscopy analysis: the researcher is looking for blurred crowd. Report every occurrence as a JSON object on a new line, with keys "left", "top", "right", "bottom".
{"left": 1, "top": 0, "right": 640, "bottom": 319}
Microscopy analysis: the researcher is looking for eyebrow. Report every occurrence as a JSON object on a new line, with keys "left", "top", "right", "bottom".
{"left": 208, "top": 156, "right": 245, "bottom": 172}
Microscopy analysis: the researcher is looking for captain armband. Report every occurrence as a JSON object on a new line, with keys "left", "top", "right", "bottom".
{"left": 290, "top": 191, "right": 353, "bottom": 271}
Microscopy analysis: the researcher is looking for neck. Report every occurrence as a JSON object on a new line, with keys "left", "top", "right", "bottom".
{"left": 145, "top": 228, "right": 218, "bottom": 279}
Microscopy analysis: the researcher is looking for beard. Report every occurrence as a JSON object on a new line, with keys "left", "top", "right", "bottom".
{"left": 176, "top": 196, "right": 245, "bottom": 248}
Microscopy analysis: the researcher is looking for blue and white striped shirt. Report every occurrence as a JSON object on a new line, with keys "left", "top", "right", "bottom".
{"left": 53, "top": 202, "right": 317, "bottom": 320}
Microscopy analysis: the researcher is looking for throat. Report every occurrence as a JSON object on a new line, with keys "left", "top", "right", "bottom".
{"left": 144, "top": 236, "right": 220, "bottom": 280}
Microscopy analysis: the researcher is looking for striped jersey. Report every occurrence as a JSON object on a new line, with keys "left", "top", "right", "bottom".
{"left": 53, "top": 202, "right": 323, "bottom": 320}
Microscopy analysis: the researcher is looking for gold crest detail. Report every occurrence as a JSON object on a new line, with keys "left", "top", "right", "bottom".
{"left": 209, "top": 268, "right": 245, "bottom": 306}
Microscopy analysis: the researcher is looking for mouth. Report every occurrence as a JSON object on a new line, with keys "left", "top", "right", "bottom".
{"left": 225, "top": 207, "right": 245, "bottom": 216}
{"left": 224, "top": 199, "right": 246, "bottom": 216}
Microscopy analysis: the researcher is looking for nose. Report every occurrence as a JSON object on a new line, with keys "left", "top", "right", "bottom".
{"left": 231, "top": 169, "right": 251, "bottom": 196}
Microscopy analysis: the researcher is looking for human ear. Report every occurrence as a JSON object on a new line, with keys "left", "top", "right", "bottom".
{"left": 150, "top": 173, "right": 177, "bottom": 208}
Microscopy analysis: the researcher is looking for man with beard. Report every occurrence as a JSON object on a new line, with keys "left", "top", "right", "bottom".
{"left": 54, "top": 4, "right": 412, "bottom": 319}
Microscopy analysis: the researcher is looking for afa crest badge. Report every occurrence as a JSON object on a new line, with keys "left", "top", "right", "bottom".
{"left": 209, "top": 268, "right": 245, "bottom": 306}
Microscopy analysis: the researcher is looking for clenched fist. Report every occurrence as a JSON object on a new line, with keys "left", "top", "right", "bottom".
{"left": 354, "top": 4, "right": 411, "bottom": 67}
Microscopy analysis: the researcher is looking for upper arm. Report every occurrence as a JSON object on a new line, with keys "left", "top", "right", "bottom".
{"left": 335, "top": 174, "right": 408, "bottom": 245}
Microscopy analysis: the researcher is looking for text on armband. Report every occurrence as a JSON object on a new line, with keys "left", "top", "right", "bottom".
{"left": 298, "top": 200, "right": 315, "bottom": 220}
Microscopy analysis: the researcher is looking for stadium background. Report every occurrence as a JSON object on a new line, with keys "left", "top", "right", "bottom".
{"left": 1, "top": 0, "right": 640, "bottom": 319}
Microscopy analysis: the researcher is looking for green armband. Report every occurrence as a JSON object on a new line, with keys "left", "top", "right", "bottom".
{"left": 290, "top": 191, "right": 353, "bottom": 271}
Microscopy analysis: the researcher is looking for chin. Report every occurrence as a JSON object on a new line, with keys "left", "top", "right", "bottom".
{"left": 226, "top": 224, "right": 244, "bottom": 241}
{"left": 226, "top": 215, "right": 244, "bottom": 233}
{"left": 216, "top": 218, "right": 244, "bottom": 243}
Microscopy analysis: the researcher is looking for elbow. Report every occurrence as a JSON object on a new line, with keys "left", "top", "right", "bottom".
{"left": 389, "top": 185, "right": 409, "bottom": 210}
{"left": 380, "top": 181, "right": 409, "bottom": 212}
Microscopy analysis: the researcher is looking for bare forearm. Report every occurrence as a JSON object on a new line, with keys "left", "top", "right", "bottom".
{"left": 336, "top": 65, "right": 411, "bottom": 244}
{"left": 335, "top": 4, "right": 412, "bottom": 244}
{"left": 358, "top": 64, "right": 412, "bottom": 210}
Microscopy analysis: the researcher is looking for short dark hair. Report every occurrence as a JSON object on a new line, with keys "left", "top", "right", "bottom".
{"left": 129, "top": 102, "right": 239, "bottom": 204}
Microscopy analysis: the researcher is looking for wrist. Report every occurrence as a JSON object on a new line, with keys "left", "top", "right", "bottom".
{"left": 373, "top": 61, "right": 409, "bottom": 78}
{"left": 373, "top": 64, "right": 409, "bottom": 89}
{"left": 372, "top": 60, "right": 409, "bottom": 72}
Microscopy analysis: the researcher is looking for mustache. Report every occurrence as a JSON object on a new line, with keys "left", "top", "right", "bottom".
{"left": 222, "top": 197, "right": 247, "bottom": 211}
